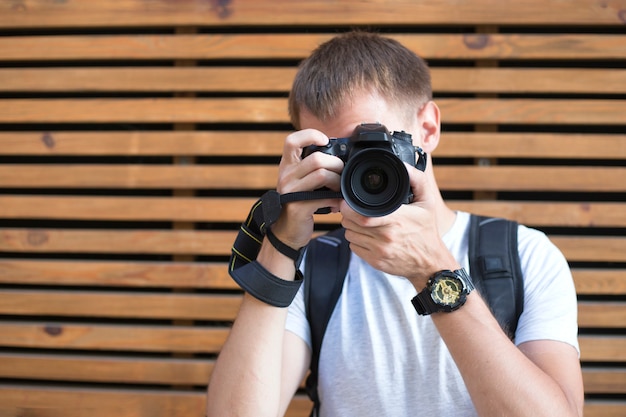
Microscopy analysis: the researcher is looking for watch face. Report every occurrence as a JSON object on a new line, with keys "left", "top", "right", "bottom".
{"left": 431, "top": 275, "right": 463, "bottom": 307}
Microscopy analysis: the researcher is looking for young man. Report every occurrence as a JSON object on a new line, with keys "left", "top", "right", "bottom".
{"left": 206, "top": 31, "right": 584, "bottom": 417}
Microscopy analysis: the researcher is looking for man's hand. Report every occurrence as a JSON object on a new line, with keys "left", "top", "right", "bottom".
{"left": 340, "top": 163, "right": 458, "bottom": 288}
{"left": 271, "top": 129, "right": 344, "bottom": 249}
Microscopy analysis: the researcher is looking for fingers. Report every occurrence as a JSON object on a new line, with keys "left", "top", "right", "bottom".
{"left": 270, "top": 129, "right": 346, "bottom": 247}
{"left": 278, "top": 129, "right": 344, "bottom": 194}
{"left": 340, "top": 200, "right": 386, "bottom": 246}
{"left": 281, "top": 129, "right": 330, "bottom": 164}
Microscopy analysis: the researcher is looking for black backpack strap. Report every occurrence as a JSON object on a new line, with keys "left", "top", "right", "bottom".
{"left": 468, "top": 214, "right": 524, "bottom": 339}
{"left": 304, "top": 228, "right": 351, "bottom": 417}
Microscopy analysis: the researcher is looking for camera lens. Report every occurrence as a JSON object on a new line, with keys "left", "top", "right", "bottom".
{"left": 361, "top": 167, "right": 387, "bottom": 194}
{"left": 341, "top": 149, "right": 410, "bottom": 217}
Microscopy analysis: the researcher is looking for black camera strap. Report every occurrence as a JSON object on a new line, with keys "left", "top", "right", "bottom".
{"left": 260, "top": 190, "right": 343, "bottom": 228}
{"left": 228, "top": 189, "right": 343, "bottom": 307}
{"left": 229, "top": 189, "right": 341, "bottom": 273}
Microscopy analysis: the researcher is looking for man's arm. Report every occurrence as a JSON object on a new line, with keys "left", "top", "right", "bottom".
{"left": 433, "top": 293, "right": 584, "bottom": 417}
{"left": 341, "top": 166, "right": 584, "bottom": 417}
{"left": 206, "top": 243, "right": 310, "bottom": 417}
{"left": 206, "top": 129, "right": 343, "bottom": 417}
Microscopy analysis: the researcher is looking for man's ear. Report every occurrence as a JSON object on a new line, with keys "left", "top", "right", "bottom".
{"left": 417, "top": 101, "right": 441, "bottom": 154}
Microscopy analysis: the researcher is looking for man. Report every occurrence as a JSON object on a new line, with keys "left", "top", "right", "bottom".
{"left": 206, "top": 31, "right": 583, "bottom": 417}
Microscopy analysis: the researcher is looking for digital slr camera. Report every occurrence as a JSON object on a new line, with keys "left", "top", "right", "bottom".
{"left": 301, "top": 123, "right": 427, "bottom": 217}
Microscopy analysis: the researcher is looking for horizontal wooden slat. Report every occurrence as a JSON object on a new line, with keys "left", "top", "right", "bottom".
{"left": 2, "top": 0, "right": 625, "bottom": 27}
{"left": 551, "top": 236, "right": 626, "bottom": 263}
{"left": 0, "top": 67, "right": 298, "bottom": 93}
{"left": 2, "top": 353, "right": 624, "bottom": 396}
{"left": 579, "top": 336, "right": 626, "bottom": 362}
{"left": 0, "top": 98, "right": 287, "bottom": 124}
{"left": 437, "top": 166, "right": 626, "bottom": 192}
{"left": 0, "top": 326, "right": 622, "bottom": 367}
{"left": 1, "top": 131, "right": 624, "bottom": 159}
{"left": 0, "top": 229, "right": 236, "bottom": 256}
{"left": 0, "top": 389, "right": 615, "bottom": 417}
{"left": 0, "top": 387, "right": 310, "bottom": 417}
{"left": 446, "top": 201, "right": 626, "bottom": 228}
{"left": 0, "top": 164, "right": 280, "bottom": 189}
{"left": 0, "top": 384, "right": 206, "bottom": 417}
{"left": 3, "top": 291, "right": 625, "bottom": 326}
{"left": 583, "top": 401, "right": 626, "bottom": 417}
{"left": 0, "top": 290, "right": 241, "bottom": 321}
{"left": 1, "top": 229, "right": 624, "bottom": 263}
{"left": 439, "top": 132, "right": 626, "bottom": 159}
{"left": 436, "top": 98, "right": 626, "bottom": 125}
{"left": 0, "top": 392, "right": 622, "bottom": 417}
{"left": 3, "top": 67, "right": 625, "bottom": 94}
{"left": 583, "top": 368, "right": 626, "bottom": 394}
{"left": 1, "top": 165, "right": 624, "bottom": 192}
{"left": 433, "top": 68, "right": 626, "bottom": 94}
{"left": 0, "top": 196, "right": 268, "bottom": 222}
{"left": 1, "top": 34, "right": 625, "bottom": 61}
{"left": 578, "top": 302, "right": 626, "bottom": 328}
{"left": 0, "top": 352, "right": 213, "bottom": 385}
{"left": 0, "top": 260, "right": 617, "bottom": 295}
{"left": 0, "top": 259, "right": 238, "bottom": 289}
{"left": 0, "top": 321, "right": 228, "bottom": 353}
{"left": 2, "top": 196, "right": 625, "bottom": 228}
{"left": 0, "top": 98, "right": 623, "bottom": 125}
{"left": 0, "top": 385, "right": 614, "bottom": 417}
{"left": 573, "top": 269, "right": 626, "bottom": 295}
{"left": 0, "top": 131, "right": 287, "bottom": 156}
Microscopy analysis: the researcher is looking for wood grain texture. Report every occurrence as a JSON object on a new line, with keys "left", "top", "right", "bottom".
{"left": 1, "top": 196, "right": 624, "bottom": 227}
{"left": 2, "top": 0, "right": 625, "bottom": 27}
{"left": 1, "top": 165, "right": 623, "bottom": 191}
{"left": 0, "top": 260, "right": 617, "bottom": 294}
{"left": 3, "top": 67, "right": 625, "bottom": 94}
{"left": 0, "top": 290, "right": 242, "bottom": 321}
{"left": 579, "top": 336, "right": 626, "bottom": 362}
{"left": 0, "top": 98, "right": 624, "bottom": 125}
{"left": 1, "top": 131, "right": 623, "bottom": 159}
{"left": 0, "top": 353, "right": 214, "bottom": 385}
{"left": 0, "top": 259, "right": 238, "bottom": 289}
{"left": 0, "top": 321, "right": 229, "bottom": 353}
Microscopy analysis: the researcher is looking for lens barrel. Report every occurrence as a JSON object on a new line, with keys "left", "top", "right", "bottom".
{"left": 341, "top": 148, "right": 410, "bottom": 217}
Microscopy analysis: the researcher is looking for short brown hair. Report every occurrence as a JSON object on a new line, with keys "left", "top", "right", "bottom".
{"left": 288, "top": 31, "right": 432, "bottom": 129}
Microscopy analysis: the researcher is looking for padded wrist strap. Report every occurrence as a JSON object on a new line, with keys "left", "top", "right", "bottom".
{"left": 230, "top": 260, "right": 303, "bottom": 307}
{"left": 229, "top": 190, "right": 337, "bottom": 307}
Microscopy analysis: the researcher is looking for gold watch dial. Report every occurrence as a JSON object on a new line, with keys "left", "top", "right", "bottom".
{"left": 432, "top": 276, "right": 463, "bottom": 306}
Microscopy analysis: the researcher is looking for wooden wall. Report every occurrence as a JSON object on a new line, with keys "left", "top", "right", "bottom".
{"left": 0, "top": 1, "right": 625, "bottom": 416}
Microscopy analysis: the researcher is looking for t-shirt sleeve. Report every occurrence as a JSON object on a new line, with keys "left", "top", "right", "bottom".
{"left": 285, "top": 272, "right": 313, "bottom": 350}
{"left": 514, "top": 225, "right": 580, "bottom": 354}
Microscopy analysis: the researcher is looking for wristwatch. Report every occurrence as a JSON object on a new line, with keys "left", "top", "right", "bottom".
{"left": 412, "top": 268, "right": 474, "bottom": 315}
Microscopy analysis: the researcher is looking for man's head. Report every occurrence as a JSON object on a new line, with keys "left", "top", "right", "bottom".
{"left": 288, "top": 31, "right": 432, "bottom": 130}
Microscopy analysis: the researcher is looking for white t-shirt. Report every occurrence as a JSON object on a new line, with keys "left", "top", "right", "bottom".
{"left": 286, "top": 211, "right": 579, "bottom": 417}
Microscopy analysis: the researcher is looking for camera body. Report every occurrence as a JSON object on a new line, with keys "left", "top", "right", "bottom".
{"left": 301, "top": 123, "right": 427, "bottom": 217}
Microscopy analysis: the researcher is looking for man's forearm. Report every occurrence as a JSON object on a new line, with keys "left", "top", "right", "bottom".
{"left": 433, "top": 293, "right": 583, "bottom": 417}
{"left": 206, "top": 292, "right": 289, "bottom": 417}
{"left": 206, "top": 243, "right": 299, "bottom": 417}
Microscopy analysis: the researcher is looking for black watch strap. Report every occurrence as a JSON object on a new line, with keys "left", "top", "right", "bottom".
{"left": 411, "top": 287, "right": 440, "bottom": 315}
